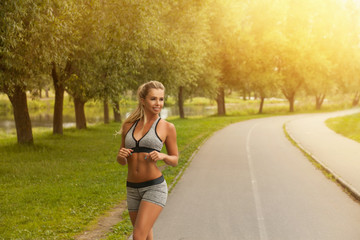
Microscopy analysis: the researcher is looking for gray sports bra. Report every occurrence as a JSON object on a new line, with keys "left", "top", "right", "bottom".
{"left": 124, "top": 118, "right": 163, "bottom": 153}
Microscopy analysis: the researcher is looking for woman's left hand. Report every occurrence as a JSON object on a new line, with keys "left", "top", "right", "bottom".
{"left": 147, "top": 151, "right": 164, "bottom": 162}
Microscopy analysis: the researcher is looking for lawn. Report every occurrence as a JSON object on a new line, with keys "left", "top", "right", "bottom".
{"left": 326, "top": 113, "right": 360, "bottom": 143}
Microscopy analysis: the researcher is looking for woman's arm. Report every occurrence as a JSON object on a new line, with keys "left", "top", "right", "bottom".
{"left": 117, "top": 124, "right": 133, "bottom": 165}
{"left": 162, "top": 122, "right": 179, "bottom": 167}
{"left": 145, "top": 121, "right": 179, "bottom": 166}
{"left": 148, "top": 122, "right": 178, "bottom": 166}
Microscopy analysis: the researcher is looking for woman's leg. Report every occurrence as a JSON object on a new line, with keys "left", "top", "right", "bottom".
{"left": 129, "top": 211, "right": 138, "bottom": 226}
{"left": 129, "top": 211, "right": 154, "bottom": 240}
{"left": 146, "top": 228, "right": 154, "bottom": 240}
{"left": 132, "top": 200, "right": 163, "bottom": 240}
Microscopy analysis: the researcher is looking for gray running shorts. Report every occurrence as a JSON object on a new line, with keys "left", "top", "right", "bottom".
{"left": 126, "top": 176, "right": 168, "bottom": 212}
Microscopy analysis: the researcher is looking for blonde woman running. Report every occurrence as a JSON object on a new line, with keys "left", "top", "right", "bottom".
{"left": 117, "top": 81, "right": 178, "bottom": 240}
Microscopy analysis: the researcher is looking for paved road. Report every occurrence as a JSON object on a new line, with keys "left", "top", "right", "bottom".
{"left": 154, "top": 113, "right": 360, "bottom": 240}
{"left": 286, "top": 109, "right": 360, "bottom": 199}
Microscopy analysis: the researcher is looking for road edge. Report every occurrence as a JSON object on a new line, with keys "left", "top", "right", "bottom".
{"left": 283, "top": 122, "right": 360, "bottom": 203}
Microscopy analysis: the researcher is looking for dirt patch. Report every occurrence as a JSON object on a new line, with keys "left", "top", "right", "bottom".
{"left": 75, "top": 201, "right": 127, "bottom": 240}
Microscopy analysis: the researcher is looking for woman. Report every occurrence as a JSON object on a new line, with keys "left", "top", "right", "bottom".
{"left": 117, "top": 81, "right": 178, "bottom": 240}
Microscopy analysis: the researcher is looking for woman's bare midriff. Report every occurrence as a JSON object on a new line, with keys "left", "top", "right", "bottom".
{"left": 127, "top": 152, "right": 162, "bottom": 183}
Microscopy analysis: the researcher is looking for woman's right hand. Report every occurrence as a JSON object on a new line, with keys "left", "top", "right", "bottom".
{"left": 117, "top": 148, "right": 134, "bottom": 165}
{"left": 118, "top": 148, "right": 134, "bottom": 159}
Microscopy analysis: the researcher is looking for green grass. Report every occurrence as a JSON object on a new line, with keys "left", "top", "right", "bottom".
{"left": 106, "top": 211, "right": 133, "bottom": 240}
{"left": 0, "top": 124, "right": 127, "bottom": 239}
{"left": 326, "top": 113, "right": 360, "bottom": 143}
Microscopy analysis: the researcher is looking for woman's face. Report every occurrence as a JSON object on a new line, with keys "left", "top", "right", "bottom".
{"left": 142, "top": 88, "right": 165, "bottom": 115}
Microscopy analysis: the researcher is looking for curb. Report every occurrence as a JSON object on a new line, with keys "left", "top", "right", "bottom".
{"left": 168, "top": 135, "right": 209, "bottom": 193}
{"left": 284, "top": 122, "right": 360, "bottom": 202}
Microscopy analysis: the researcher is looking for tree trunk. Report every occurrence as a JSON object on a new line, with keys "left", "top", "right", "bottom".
{"left": 216, "top": 86, "right": 226, "bottom": 116}
{"left": 52, "top": 62, "right": 64, "bottom": 134}
{"left": 74, "top": 97, "right": 87, "bottom": 129}
{"left": 242, "top": 88, "right": 247, "bottom": 101}
{"left": 113, "top": 101, "right": 121, "bottom": 122}
{"left": 8, "top": 86, "right": 33, "bottom": 144}
{"left": 45, "top": 88, "right": 49, "bottom": 98}
{"left": 282, "top": 89, "right": 296, "bottom": 113}
{"left": 258, "top": 96, "right": 265, "bottom": 114}
{"left": 352, "top": 91, "right": 359, "bottom": 107}
{"left": 104, "top": 99, "right": 109, "bottom": 124}
{"left": 288, "top": 95, "right": 295, "bottom": 112}
{"left": 315, "top": 97, "right": 321, "bottom": 110}
{"left": 315, "top": 94, "right": 325, "bottom": 110}
{"left": 178, "top": 86, "right": 185, "bottom": 119}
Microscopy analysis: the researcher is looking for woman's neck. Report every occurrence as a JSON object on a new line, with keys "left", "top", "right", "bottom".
{"left": 142, "top": 113, "right": 159, "bottom": 123}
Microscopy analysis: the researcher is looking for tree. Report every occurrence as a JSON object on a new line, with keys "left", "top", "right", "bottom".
{"left": 47, "top": 0, "right": 81, "bottom": 134}
{"left": 132, "top": 0, "right": 217, "bottom": 118}
{"left": 273, "top": 0, "right": 315, "bottom": 112}
{"left": 62, "top": 1, "right": 99, "bottom": 129}
{"left": 333, "top": 0, "right": 360, "bottom": 106}
{"left": 243, "top": 0, "right": 285, "bottom": 113}
{"left": 0, "top": 1, "right": 53, "bottom": 143}
{"left": 207, "top": 0, "right": 249, "bottom": 115}
{"left": 300, "top": 0, "right": 341, "bottom": 110}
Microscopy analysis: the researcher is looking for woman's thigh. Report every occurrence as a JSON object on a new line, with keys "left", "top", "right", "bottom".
{"left": 129, "top": 211, "right": 138, "bottom": 226}
{"left": 134, "top": 200, "right": 163, "bottom": 235}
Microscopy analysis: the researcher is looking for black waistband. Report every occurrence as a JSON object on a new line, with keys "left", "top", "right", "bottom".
{"left": 131, "top": 147, "right": 160, "bottom": 153}
{"left": 126, "top": 175, "right": 164, "bottom": 188}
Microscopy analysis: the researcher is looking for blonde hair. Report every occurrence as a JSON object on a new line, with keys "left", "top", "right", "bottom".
{"left": 120, "top": 81, "right": 165, "bottom": 134}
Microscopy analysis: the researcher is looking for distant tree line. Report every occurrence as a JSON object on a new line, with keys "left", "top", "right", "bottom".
{"left": 1, "top": 0, "right": 360, "bottom": 144}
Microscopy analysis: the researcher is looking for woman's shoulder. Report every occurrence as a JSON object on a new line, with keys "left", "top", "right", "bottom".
{"left": 159, "top": 118, "right": 176, "bottom": 131}
{"left": 122, "top": 121, "right": 136, "bottom": 134}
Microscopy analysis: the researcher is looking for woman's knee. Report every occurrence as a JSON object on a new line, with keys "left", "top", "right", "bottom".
{"left": 133, "top": 228, "right": 146, "bottom": 240}
{"left": 133, "top": 227, "right": 153, "bottom": 240}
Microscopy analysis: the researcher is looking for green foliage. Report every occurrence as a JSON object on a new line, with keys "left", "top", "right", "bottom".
{"left": 204, "top": 0, "right": 360, "bottom": 111}
{"left": 1, "top": 0, "right": 44, "bottom": 92}
{"left": 0, "top": 0, "right": 78, "bottom": 93}
{"left": 3, "top": 0, "right": 359, "bottom": 115}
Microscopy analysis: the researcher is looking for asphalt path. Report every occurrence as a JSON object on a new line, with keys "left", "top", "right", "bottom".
{"left": 153, "top": 113, "right": 360, "bottom": 240}
{"left": 286, "top": 109, "right": 360, "bottom": 199}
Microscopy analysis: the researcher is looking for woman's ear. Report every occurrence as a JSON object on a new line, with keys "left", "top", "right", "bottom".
{"left": 140, "top": 97, "right": 145, "bottom": 106}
